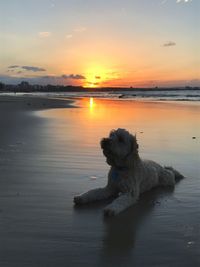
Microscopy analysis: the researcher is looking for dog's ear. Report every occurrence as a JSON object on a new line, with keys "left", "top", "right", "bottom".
{"left": 135, "top": 134, "right": 139, "bottom": 149}
{"left": 130, "top": 134, "right": 139, "bottom": 153}
{"left": 109, "top": 129, "right": 116, "bottom": 137}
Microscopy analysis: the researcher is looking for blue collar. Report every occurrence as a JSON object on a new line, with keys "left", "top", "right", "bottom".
{"left": 111, "top": 167, "right": 127, "bottom": 181}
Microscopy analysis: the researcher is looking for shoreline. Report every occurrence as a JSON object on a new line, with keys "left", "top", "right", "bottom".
{"left": 0, "top": 95, "right": 75, "bottom": 112}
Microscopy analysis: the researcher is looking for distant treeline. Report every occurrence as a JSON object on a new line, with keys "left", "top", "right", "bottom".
{"left": 0, "top": 81, "right": 199, "bottom": 93}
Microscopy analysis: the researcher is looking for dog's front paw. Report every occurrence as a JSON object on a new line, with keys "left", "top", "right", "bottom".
{"left": 104, "top": 207, "right": 116, "bottom": 217}
{"left": 74, "top": 195, "right": 84, "bottom": 205}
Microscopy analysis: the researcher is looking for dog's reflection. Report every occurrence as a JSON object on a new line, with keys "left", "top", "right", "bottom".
{"left": 102, "top": 186, "right": 174, "bottom": 255}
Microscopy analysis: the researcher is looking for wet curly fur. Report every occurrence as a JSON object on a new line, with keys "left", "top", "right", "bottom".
{"left": 74, "top": 128, "right": 184, "bottom": 216}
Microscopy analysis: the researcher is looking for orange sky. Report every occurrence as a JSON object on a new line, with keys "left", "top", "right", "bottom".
{"left": 0, "top": 0, "right": 199, "bottom": 87}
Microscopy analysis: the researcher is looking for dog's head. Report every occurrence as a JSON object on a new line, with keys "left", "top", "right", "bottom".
{"left": 100, "top": 128, "right": 139, "bottom": 167}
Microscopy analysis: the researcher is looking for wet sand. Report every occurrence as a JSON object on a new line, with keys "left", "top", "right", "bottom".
{"left": 0, "top": 96, "right": 200, "bottom": 266}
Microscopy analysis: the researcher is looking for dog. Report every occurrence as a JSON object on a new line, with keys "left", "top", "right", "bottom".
{"left": 74, "top": 128, "right": 184, "bottom": 216}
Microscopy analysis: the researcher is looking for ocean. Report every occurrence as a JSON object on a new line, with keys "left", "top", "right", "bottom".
{"left": 2, "top": 88, "right": 200, "bottom": 101}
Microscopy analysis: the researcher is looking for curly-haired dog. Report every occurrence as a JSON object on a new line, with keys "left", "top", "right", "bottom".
{"left": 74, "top": 128, "right": 183, "bottom": 216}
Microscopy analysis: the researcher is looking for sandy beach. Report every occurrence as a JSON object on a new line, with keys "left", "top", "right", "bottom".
{"left": 0, "top": 95, "right": 200, "bottom": 267}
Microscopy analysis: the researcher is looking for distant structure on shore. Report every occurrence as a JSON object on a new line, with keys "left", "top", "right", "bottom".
{"left": 0, "top": 81, "right": 199, "bottom": 93}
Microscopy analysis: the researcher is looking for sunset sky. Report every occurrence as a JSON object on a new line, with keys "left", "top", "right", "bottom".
{"left": 0, "top": 0, "right": 199, "bottom": 87}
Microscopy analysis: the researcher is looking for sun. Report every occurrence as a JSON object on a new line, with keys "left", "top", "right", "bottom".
{"left": 83, "top": 65, "right": 108, "bottom": 88}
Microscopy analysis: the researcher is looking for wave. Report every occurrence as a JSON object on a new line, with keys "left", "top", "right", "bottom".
{"left": 2, "top": 89, "right": 200, "bottom": 101}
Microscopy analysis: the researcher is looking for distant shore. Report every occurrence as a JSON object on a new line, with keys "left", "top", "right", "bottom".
{"left": 0, "top": 80, "right": 199, "bottom": 94}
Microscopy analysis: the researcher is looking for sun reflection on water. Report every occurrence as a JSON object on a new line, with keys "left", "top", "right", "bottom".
{"left": 38, "top": 98, "right": 200, "bottom": 164}
{"left": 89, "top": 97, "right": 97, "bottom": 116}
{"left": 89, "top": 97, "right": 94, "bottom": 109}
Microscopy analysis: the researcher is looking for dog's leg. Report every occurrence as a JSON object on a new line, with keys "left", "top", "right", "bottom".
{"left": 74, "top": 186, "right": 116, "bottom": 205}
{"left": 104, "top": 192, "right": 137, "bottom": 216}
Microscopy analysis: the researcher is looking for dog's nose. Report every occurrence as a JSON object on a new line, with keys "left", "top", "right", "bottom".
{"left": 101, "top": 138, "right": 111, "bottom": 148}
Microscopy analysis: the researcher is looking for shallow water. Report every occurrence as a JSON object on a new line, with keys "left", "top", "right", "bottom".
{"left": 1, "top": 98, "right": 200, "bottom": 266}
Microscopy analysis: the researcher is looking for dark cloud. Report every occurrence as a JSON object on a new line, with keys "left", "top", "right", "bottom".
{"left": 8, "top": 65, "right": 46, "bottom": 72}
{"left": 70, "top": 74, "right": 85, "bottom": 79}
{"left": 61, "top": 74, "right": 85, "bottom": 79}
{"left": 8, "top": 65, "right": 19, "bottom": 69}
{"left": 163, "top": 41, "right": 176, "bottom": 47}
{"left": 95, "top": 76, "right": 101, "bottom": 79}
{"left": 21, "top": 66, "right": 46, "bottom": 72}
{"left": 41, "top": 74, "right": 85, "bottom": 80}
{"left": 87, "top": 82, "right": 99, "bottom": 86}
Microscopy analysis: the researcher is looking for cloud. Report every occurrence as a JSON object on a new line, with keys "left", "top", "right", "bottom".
{"left": 95, "top": 76, "right": 101, "bottom": 79}
{"left": 65, "top": 26, "right": 86, "bottom": 41}
{"left": 176, "top": 0, "right": 192, "bottom": 3}
{"left": 163, "top": 41, "right": 176, "bottom": 47}
{"left": 161, "top": 0, "right": 192, "bottom": 4}
{"left": 21, "top": 66, "right": 46, "bottom": 72}
{"left": 8, "top": 65, "right": 46, "bottom": 72}
{"left": 87, "top": 82, "right": 99, "bottom": 86}
{"left": 38, "top": 32, "right": 51, "bottom": 38}
{"left": 65, "top": 34, "right": 73, "bottom": 39}
{"left": 41, "top": 74, "right": 85, "bottom": 80}
{"left": 161, "top": 0, "right": 168, "bottom": 4}
{"left": 8, "top": 65, "right": 19, "bottom": 69}
{"left": 61, "top": 74, "right": 86, "bottom": 80}
{"left": 50, "top": 1, "right": 55, "bottom": 8}
{"left": 74, "top": 27, "right": 86, "bottom": 33}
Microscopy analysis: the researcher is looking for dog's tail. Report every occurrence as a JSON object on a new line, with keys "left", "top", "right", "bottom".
{"left": 164, "top": 166, "right": 184, "bottom": 182}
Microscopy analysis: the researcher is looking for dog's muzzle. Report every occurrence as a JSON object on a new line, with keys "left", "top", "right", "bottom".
{"left": 101, "top": 138, "right": 114, "bottom": 158}
{"left": 101, "top": 138, "right": 112, "bottom": 150}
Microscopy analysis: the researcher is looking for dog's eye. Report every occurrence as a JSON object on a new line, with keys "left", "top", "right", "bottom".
{"left": 118, "top": 136, "right": 124, "bottom": 143}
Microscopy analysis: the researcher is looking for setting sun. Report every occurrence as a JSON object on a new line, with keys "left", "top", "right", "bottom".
{"left": 84, "top": 65, "right": 110, "bottom": 88}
